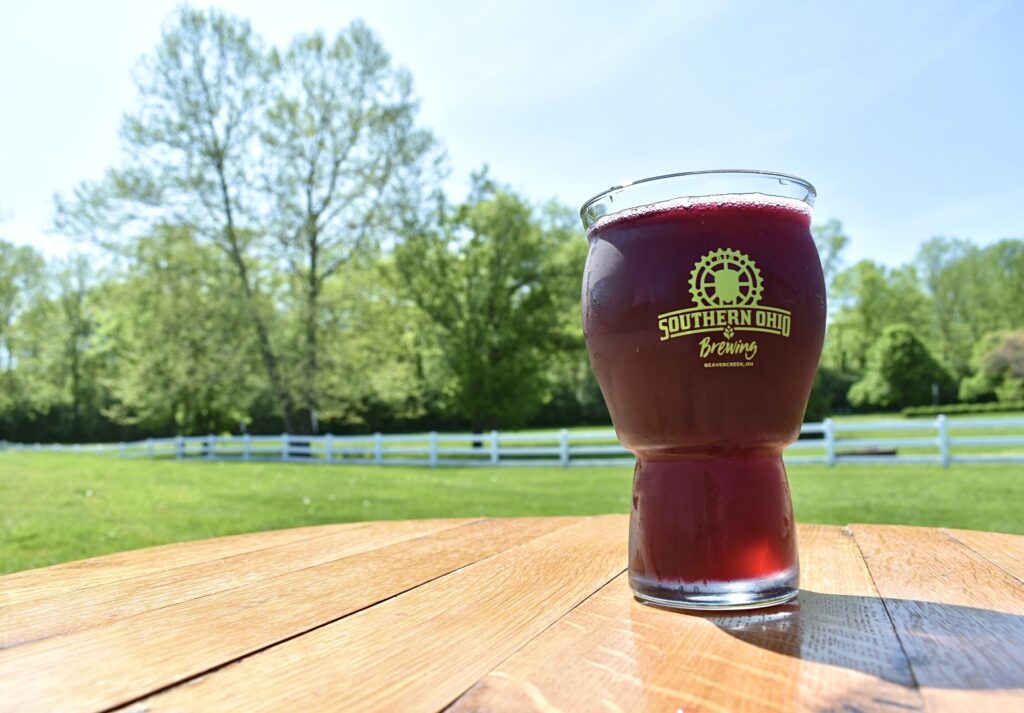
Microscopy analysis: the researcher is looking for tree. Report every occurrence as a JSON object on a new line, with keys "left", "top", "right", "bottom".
{"left": 812, "top": 219, "right": 849, "bottom": 296}
{"left": 917, "top": 237, "right": 1024, "bottom": 376}
{"left": 3, "top": 254, "right": 112, "bottom": 441}
{"left": 98, "top": 227, "right": 265, "bottom": 434}
{"left": 0, "top": 240, "right": 46, "bottom": 431}
{"left": 55, "top": 7, "right": 297, "bottom": 428}
{"left": 55, "top": 256, "right": 103, "bottom": 439}
{"left": 959, "top": 330, "right": 1024, "bottom": 403}
{"left": 392, "top": 176, "right": 583, "bottom": 429}
{"left": 56, "top": 8, "right": 440, "bottom": 433}
{"left": 848, "top": 324, "right": 954, "bottom": 410}
{"left": 825, "top": 260, "right": 932, "bottom": 372}
{"left": 260, "top": 24, "right": 438, "bottom": 432}
{"left": 803, "top": 366, "right": 857, "bottom": 421}
{"left": 984, "top": 240, "right": 1024, "bottom": 325}
{"left": 311, "top": 254, "right": 444, "bottom": 430}
{"left": 917, "top": 237, "right": 987, "bottom": 376}
{"left": 0, "top": 241, "right": 44, "bottom": 378}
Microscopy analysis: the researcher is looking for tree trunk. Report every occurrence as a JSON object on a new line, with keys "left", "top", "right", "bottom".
{"left": 215, "top": 161, "right": 295, "bottom": 433}
{"left": 304, "top": 228, "right": 320, "bottom": 435}
{"left": 69, "top": 340, "right": 81, "bottom": 440}
{"left": 224, "top": 239, "right": 295, "bottom": 434}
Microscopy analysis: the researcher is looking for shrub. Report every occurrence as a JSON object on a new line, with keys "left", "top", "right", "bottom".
{"left": 804, "top": 366, "right": 857, "bottom": 421}
{"left": 848, "top": 325, "right": 955, "bottom": 411}
{"left": 902, "top": 401, "right": 1024, "bottom": 417}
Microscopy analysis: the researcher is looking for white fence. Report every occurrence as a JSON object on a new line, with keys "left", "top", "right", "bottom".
{"left": 4, "top": 416, "right": 1024, "bottom": 467}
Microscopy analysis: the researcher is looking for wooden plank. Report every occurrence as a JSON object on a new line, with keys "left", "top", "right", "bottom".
{"left": 450, "top": 523, "right": 923, "bottom": 712}
{"left": 0, "top": 516, "right": 577, "bottom": 713}
{"left": 852, "top": 524, "right": 1024, "bottom": 712}
{"left": 942, "top": 528, "right": 1024, "bottom": 583}
{"left": 0, "top": 517, "right": 476, "bottom": 649}
{"left": 0, "top": 522, "right": 368, "bottom": 604}
{"left": 131, "top": 515, "right": 628, "bottom": 712}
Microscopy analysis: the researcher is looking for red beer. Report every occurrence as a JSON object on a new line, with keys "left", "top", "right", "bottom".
{"left": 580, "top": 172, "right": 825, "bottom": 609}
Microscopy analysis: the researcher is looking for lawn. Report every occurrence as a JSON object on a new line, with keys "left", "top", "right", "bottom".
{"left": 1, "top": 451, "right": 1022, "bottom": 575}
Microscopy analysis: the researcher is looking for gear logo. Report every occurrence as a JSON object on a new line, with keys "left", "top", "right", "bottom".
{"left": 656, "top": 248, "right": 793, "bottom": 344}
{"left": 689, "top": 249, "right": 763, "bottom": 307}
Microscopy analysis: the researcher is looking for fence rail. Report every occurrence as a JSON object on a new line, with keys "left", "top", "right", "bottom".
{"left": 4, "top": 416, "right": 1024, "bottom": 467}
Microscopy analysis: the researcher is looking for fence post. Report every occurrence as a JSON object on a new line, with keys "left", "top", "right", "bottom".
{"left": 823, "top": 418, "right": 836, "bottom": 467}
{"left": 325, "top": 433, "right": 334, "bottom": 463}
{"left": 490, "top": 430, "right": 500, "bottom": 465}
{"left": 146, "top": 438, "right": 154, "bottom": 459}
{"left": 429, "top": 431, "right": 439, "bottom": 467}
{"left": 937, "top": 415, "right": 950, "bottom": 468}
{"left": 206, "top": 434, "right": 215, "bottom": 460}
{"left": 175, "top": 435, "right": 184, "bottom": 460}
{"left": 374, "top": 432, "right": 383, "bottom": 465}
{"left": 559, "top": 428, "right": 570, "bottom": 467}
{"left": 243, "top": 433, "right": 251, "bottom": 461}
{"left": 118, "top": 442, "right": 126, "bottom": 458}
{"left": 282, "top": 433, "right": 290, "bottom": 463}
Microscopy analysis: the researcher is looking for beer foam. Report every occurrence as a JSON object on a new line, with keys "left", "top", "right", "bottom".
{"left": 586, "top": 192, "right": 812, "bottom": 236}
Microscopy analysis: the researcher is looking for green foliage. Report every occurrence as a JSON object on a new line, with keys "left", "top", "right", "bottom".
{"left": 902, "top": 401, "right": 1024, "bottom": 417}
{"left": 392, "top": 175, "right": 586, "bottom": 429}
{"left": 1, "top": 254, "right": 121, "bottom": 441}
{"left": 848, "top": 324, "right": 954, "bottom": 410}
{"left": 3, "top": 5, "right": 1022, "bottom": 438}
{"left": 823, "top": 238, "right": 1024, "bottom": 394}
{"left": 531, "top": 358, "right": 609, "bottom": 427}
{"left": 54, "top": 7, "right": 438, "bottom": 434}
{"left": 959, "top": 331, "right": 1009, "bottom": 402}
{"left": 824, "top": 260, "right": 932, "bottom": 372}
{"left": 0, "top": 240, "right": 46, "bottom": 416}
{"left": 98, "top": 228, "right": 264, "bottom": 433}
{"left": 804, "top": 366, "right": 857, "bottom": 422}
{"left": 959, "top": 330, "right": 1024, "bottom": 403}
{"left": 261, "top": 23, "right": 439, "bottom": 432}
{"left": 811, "top": 219, "right": 849, "bottom": 294}
{"left": 303, "top": 255, "right": 442, "bottom": 428}
{"left": 917, "top": 238, "right": 985, "bottom": 375}
{"left": 995, "top": 377, "right": 1024, "bottom": 402}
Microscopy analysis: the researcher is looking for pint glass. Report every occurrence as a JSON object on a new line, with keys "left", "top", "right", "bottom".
{"left": 579, "top": 171, "right": 825, "bottom": 610}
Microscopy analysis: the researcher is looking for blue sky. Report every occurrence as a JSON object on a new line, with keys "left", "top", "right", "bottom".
{"left": 1, "top": 0, "right": 1021, "bottom": 265}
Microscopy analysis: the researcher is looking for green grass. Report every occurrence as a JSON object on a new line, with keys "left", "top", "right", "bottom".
{"left": 2, "top": 452, "right": 1023, "bottom": 575}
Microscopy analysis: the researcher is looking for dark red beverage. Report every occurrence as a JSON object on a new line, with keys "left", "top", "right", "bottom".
{"left": 581, "top": 175, "right": 825, "bottom": 609}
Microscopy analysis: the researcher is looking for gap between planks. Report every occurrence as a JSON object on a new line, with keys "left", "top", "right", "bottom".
{"left": 122, "top": 515, "right": 629, "bottom": 713}
{"left": 0, "top": 516, "right": 586, "bottom": 713}
{"left": 849, "top": 523, "right": 1024, "bottom": 713}
{"left": 448, "top": 523, "right": 924, "bottom": 713}
{"left": 0, "top": 518, "right": 483, "bottom": 649}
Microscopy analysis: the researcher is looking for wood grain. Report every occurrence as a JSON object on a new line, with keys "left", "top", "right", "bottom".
{"left": 851, "top": 524, "right": 1024, "bottom": 712}
{"left": 131, "top": 514, "right": 628, "bottom": 713}
{"left": 0, "top": 517, "right": 475, "bottom": 649}
{"left": 943, "top": 528, "right": 1024, "bottom": 583}
{"left": 0, "top": 522, "right": 367, "bottom": 605}
{"left": 0, "top": 517, "right": 576, "bottom": 713}
{"left": 2, "top": 519, "right": 1020, "bottom": 713}
{"left": 450, "top": 523, "right": 923, "bottom": 713}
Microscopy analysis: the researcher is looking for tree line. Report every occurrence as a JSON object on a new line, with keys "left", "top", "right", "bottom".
{"left": 1, "top": 8, "right": 1022, "bottom": 442}
{"left": 807, "top": 222, "right": 1024, "bottom": 419}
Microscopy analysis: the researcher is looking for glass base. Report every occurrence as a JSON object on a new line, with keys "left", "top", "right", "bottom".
{"left": 630, "top": 566, "right": 799, "bottom": 611}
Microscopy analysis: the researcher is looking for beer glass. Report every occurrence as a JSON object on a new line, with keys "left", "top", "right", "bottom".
{"left": 579, "top": 171, "right": 825, "bottom": 610}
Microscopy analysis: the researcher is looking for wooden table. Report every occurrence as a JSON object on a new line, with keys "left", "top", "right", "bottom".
{"left": 1, "top": 517, "right": 1022, "bottom": 712}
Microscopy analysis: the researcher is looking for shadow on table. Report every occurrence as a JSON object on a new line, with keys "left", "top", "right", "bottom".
{"left": 659, "top": 590, "right": 1024, "bottom": 690}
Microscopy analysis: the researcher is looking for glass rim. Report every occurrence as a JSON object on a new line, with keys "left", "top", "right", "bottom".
{"left": 578, "top": 169, "right": 817, "bottom": 225}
